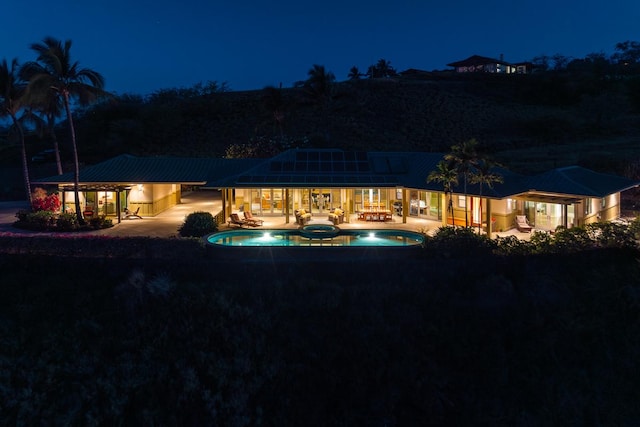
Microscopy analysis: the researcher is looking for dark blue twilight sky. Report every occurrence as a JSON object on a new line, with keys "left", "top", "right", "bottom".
{"left": 2, "top": 0, "right": 638, "bottom": 96}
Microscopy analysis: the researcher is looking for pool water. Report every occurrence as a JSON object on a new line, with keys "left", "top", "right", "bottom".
{"left": 207, "top": 229, "right": 424, "bottom": 247}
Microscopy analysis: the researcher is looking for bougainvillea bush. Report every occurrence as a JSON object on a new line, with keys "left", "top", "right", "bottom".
{"left": 13, "top": 188, "right": 112, "bottom": 232}
{"left": 31, "top": 187, "right": 61, "bottom": 212}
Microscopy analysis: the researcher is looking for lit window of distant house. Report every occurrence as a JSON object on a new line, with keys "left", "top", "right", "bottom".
{"left": 585, "top": 198, "right": 593, "bottom": 215}
{"left": 507, "top": 199, "right": 517, "bottom": 212}
{"left": 601, "top": 197, "right": 606, "bottom": 208}
{"left": 458, "top": 196, "right": 466, "bottom": 208}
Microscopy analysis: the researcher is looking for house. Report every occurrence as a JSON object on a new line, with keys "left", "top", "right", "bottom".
{"left": 447, "top": 55, "right": 519, "bottom": 74}
{"left": 32, "top": 149, "right": 638, "bottom": 233}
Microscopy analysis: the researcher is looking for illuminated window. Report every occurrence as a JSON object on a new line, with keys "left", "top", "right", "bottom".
{"left": 601, "top": 197, "right": 606, "bottom": 208}
{"left": 458, "top": 196, "right": 466, "bottom": 208}
{"left": 585, "top": 198, "right": 592, "bottom": 215}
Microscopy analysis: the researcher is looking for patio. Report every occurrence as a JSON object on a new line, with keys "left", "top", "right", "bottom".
{"left": 0, "top": 190, "right": 532, "bottom": 240}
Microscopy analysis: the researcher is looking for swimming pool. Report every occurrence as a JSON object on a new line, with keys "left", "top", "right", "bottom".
{"left": 206, "top": 228, "right": 424, "bottom": 247}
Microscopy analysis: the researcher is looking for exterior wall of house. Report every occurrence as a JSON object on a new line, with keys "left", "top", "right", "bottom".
{"left": 128, "top": 183, "right": 180, "bottom": 216}
{"left": 484, "top": 198, "right": 519, "bottom": 232}
{"left": 600, "top": 193, "right": 621, "bottom": 221}
{"left": 455, "top": 63, "right": 515, "bottom": 73}
{"left": 581, "top": 193, "right": 620, "bottom": 224}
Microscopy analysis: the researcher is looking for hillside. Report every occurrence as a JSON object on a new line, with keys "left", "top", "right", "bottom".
{"left": 74, "top": 73, "right": 640, "bottom": 172}
{"left": 3, "top": 72, "right": 640, "bottom": 200}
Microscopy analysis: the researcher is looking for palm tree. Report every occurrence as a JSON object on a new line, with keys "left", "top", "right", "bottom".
{"left": 0, "top": 58, "right": 32, "bottom": 205}
{"left": 21, "top": 37, "right": 106, "bottom": 224}
{"left": 367, "top": 58, "right": 397, "bottom": 79}
{"left": 427, "top": 160, "right": 458, "bottom": 226}
{"left": 445, "top": 138, "right": 480, "bottom": 227}
{"left": 23, "top": 89, "right": 64, "bottom": 175}
{"left": 470, "top": 159, "right": 503, "bottom": 234}
{"left": 304, "top": 64, "right": 335, "bottom": 106}
{"left": 262, "top": 85, "right": 285, "bottom": 138}
{"left": 303, "top": 64, "right": 335, "bottom": 142}
{"left": 348, "top": 66, "right": 362, "bottom": 81}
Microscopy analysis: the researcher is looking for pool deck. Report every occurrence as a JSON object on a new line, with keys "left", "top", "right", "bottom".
{"left": 0, "top": 190, "right": 532, "bottom": 240}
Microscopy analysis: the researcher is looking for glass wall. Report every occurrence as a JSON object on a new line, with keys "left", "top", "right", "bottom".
{"left": 524, "top": 201, "right": 573, "bottom": 230}
{"left": 354, "top": 188, "right": 390, "bottom": 211}
{"left": 249, "top": 188, "right": 285, "bottom": 215}
{"left": 63, "top": 189, "right": 125, "bottom": 217}
{"left": 408, "top": 190, "right": 441, "bottom": 220}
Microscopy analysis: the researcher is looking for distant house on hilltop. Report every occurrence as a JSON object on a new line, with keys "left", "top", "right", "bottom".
{"left": 447, "top": 55, "right": 532, "bottom": 74}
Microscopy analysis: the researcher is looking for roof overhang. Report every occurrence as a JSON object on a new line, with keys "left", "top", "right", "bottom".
{"left": 513, "top": 191, "right": 583, "bottom": 204}
{"left": 52, "top": 181, "right": 206, "bottom": 191}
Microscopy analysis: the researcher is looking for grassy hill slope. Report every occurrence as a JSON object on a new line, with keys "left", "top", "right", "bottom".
{"left": 2, "top": 72, "right": 640, "bottom": 200}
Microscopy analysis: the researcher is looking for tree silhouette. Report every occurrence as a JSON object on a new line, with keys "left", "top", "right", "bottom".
{"left": 0, "top": 58, "right": 31, "bottom": 205}
{"left": 470, "top": 158, "right": 503, "bottom": 234}
{"left": 262, "top": 85, "right": 285, "bottom": 138}
{"left": 21, "top": 37, "right": 107, "bottom": 223}
{"left": 427, "top": 160, "right": 458, "bottom": 226}
{"left": 445, "top": 138, "right": 480, "bottom": 227}
{"left": 367, "top": 59, "right": 397, "bottom": 78}
{"left": 348, "top": 66, "right": 362, "bottom": 81}
{"left": 303, "top": 64, "right": 335, "bottom": 142}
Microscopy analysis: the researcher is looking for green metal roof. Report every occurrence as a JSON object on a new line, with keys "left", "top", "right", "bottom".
{"left": 33, "top": 154, "right": 261, "bottom": 186}
{"left": 33, "top": 150, "right": 639, "bottom": 200}
{"left": 524, "top": 166, "right": 639, "bottom": 198}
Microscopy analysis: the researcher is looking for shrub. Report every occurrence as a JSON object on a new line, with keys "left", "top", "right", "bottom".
{"left": 89, "top": 215, "right": 112, "bottom": 230}
{"left": 178, "top": 211, "right": 218, "bottom": 237}
{"left": 585, "top": 222, "right": 637, "bottom": 249}
{"left": 495, "top": 234, "right": 534, "bottom": 256}
{"left": 56, "top": 212, "right": 78, "bottom": 231}
{"left": 18, "top": 210, "right": 56, "bottom": 231}
{"left": 425, "top": 226, "right": 496, "bottom": 257}
{"left": 552, "top": 226, "right": 593, "bottom": 253}
{"left": 14, "top": 209, "right": 30, "bottom": 223}
{"left": 528, "top": 230, "right": 555, "bottom": 253}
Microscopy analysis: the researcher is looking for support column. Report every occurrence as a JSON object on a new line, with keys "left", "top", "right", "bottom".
{"left": 441, "top": 193, "right": 448, "bottom": 227}
{"left": 221, "top": 189, "right": 227, "bottom": 221}
{"left": 285, "top": 188, "right": 290, "bottom": 224}
{"left": 486, "top": 198, "right": 492, "bottom": 235}
{"left": 227, "top": 189, "right": 233, "bottom": 218}
{"left": 402, "top": 189, "right": 408, "bottom": 224}
{"left": 115, "top": 189, "right": 122, "bottom": 224}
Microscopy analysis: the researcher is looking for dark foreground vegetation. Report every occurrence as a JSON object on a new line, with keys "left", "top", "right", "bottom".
{"left": 1, "top": 231, "right": 640, "bottom": 426}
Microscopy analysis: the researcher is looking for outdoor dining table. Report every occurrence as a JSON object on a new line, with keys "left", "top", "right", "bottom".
{"left": 357, "top": 210, "right": 393, "bottom": 221}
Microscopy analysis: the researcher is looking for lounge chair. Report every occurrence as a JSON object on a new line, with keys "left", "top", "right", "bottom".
{"left": 229, "top": 213, "right": 248, "bottom": 228}
{"left": 328, "top": 208, "right": 344, "bottom": 225}
{"left": 515, "top": 215, "right": 532, "bottom": 232}
{"left": 295, "top": 209, "right": 312, "bottom": 225}
{"left": 124, "top": 207, "right": 142, "bottom": 219}
{"left": 243, "top": 211, "right": 263, "bottom": 226}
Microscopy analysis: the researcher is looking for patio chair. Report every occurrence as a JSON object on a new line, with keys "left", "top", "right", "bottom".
{"left": 124, "top": 207, "right": 142, "bottom": 219}
{"left": 243, "top": 211, "right": 263, "bottom": 226}
{"left": 229, "top": 213, "right": 248, "bottom": 228}
{"left": 515, "top": 215, "right": 532, "bottom": 233}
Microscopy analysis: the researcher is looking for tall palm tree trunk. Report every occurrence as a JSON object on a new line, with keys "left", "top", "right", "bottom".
{"left": 448, "top": 192, "right": 454, "bottom": 226}
{"left": 11, "top": 113, "right": 32, "bottom": 205}
{"left": 63, "top": 91, "right": 83, "bottom": 223}
{"left": 478, "top": 198, "right": 483, "bottom": 234}
{"left": 463, "top": 176, "right": 469, "bottom": 227}
{"left": 48, "top": 114, "right": 63, "bottom": 175}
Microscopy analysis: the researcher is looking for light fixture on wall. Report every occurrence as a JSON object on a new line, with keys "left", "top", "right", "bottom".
{"left": 137, "top": 184, "right": 144, "bottom": 192}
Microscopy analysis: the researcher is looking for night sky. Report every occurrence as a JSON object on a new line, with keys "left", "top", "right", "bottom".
{"left": 2, "top": 0, "right": 639, "bottom": 96}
